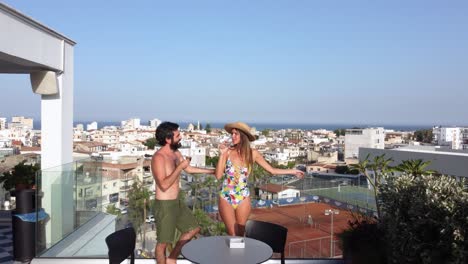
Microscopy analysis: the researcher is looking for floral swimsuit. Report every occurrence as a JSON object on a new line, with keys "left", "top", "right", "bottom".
{"left": 219, "top": 155, "right": 250, "bottom": 209}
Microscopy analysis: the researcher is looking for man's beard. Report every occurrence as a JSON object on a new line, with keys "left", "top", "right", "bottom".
{"left": 170, "top": 140, "right": 182, "bottom": 151}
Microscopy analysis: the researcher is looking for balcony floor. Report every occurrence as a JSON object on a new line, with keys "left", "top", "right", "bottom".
{"left": 0, "top": 211, "right": 12, "bottom": 264}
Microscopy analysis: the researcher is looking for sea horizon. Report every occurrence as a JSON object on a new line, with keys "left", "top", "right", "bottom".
{"left": 30, "top": 120, "right": 437, "bottom": 132}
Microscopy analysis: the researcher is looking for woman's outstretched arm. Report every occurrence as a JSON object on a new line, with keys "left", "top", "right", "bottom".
{"left": 215, "top": 144, "right": 229, "bottom": 180}
{"left": 253, "top": 149, "right": 304, "bottom": 178}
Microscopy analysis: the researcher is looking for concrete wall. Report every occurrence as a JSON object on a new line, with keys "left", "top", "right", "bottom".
{"left": 345, "top": 128, "right": 384, "bottom": 159}
{"left": 359, "top": 147, "right": 468, "bottom": 178}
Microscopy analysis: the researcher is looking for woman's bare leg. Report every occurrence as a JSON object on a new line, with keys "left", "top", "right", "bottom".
{"left": 218, "top": 196, "right": 236, "bottom": 235}
{"left": 235, "top": 197, "right": 251, "bottom": 236}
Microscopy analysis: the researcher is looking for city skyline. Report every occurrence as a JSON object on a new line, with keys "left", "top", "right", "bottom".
{"left": 1, "top": 0, "right": 468, "bottom": 125}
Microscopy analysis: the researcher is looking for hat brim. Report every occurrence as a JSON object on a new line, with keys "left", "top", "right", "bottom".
{"left": 224, "top": 123, "right": 256, "bottom": 142}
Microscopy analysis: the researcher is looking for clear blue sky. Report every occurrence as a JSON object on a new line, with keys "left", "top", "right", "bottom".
{"left": 1, "top": 0, "right": 468, "bottom": 125}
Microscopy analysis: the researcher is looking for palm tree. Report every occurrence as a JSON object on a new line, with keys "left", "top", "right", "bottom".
{"left": 250, "top": 163, "right": 269, "bottom": 185}
{"left": 350, "top": 154, "right": 393, "bottom": 218}
{"left": 394, "top": 159, "right": 436, "bottom": 176}
{"left": 190, "top": 174, "right": 202, "bottom": 212}
{"left": 250, "top": 164, "right": 269, "bottom": 199}
{"left": 193, "top": 209, "right": 212, "bottom": 235}
{"left": 203, "top": 176, "right": 217, "bottom": 208}
{"left": 127, "top": 179, "right": 150, "bottom": 243}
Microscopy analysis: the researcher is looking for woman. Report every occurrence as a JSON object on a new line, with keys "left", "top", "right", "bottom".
{"left": 215, "top": 122, "right": 304, "bottom": 236}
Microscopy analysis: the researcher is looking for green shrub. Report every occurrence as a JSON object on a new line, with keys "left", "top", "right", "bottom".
{"left": 339, "top": 213, "right": 387, "bottom": 264}
{"left": 380, "top": 174, "right": 468, "bottom": 264}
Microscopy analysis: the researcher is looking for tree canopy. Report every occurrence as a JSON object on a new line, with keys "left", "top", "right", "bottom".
{"left": 205, "top": 123, "right": 212, "bottom": 133}
{"left": 413, "top": 129, "right": 433, "bottom": 143}
{"left": 143, "top": 137, "right": 157, "bottom": 149}
{"left": 334, "top": 128, "right": 346, "bottom": 137}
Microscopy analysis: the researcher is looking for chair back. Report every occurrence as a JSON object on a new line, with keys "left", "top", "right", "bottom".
{"left": 105, "top": 227, "right": 136, "bottom": 264}
{"left": 245, "top": 220, "right": 288, "bottom": 264}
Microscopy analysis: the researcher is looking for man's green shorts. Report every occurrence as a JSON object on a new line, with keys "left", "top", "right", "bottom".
{"left": 155, "top": 194, "right": 198, "bottom": 243}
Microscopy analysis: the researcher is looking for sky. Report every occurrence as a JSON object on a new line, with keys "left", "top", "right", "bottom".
{"left": 1, "top": 0, "right": 468, "bottom": 126}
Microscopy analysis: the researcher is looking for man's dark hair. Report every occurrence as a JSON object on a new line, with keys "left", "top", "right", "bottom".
{"left": 155, "top": 122, "right": 179, "bottom": 146}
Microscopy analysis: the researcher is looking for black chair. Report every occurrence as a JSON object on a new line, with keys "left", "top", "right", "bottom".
{"left": 245, "top": 220, "right": 288, "bottom": 264}
{"left": 105, "top": 227, "right": 136, "bottom": 264}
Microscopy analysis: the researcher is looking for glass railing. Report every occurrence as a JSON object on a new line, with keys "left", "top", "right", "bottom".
{"left": 33, "top": 159, "right": 375, "bottom": 261}
{"left": 34, "top": 158, "right": 104, "bottom": 256}
{"left": 104, "top": 170, "right": 374, "bottom": 260}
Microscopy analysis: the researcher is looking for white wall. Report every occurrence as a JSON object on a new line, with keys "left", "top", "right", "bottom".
{"left": 360, "top": 147, "right": 468, "bottom": 179}
{"left": 345, "top": 128, "right": 385, "bottom": 159}
{"left": 1, "top": 4, "right": 76, "bottom": 245}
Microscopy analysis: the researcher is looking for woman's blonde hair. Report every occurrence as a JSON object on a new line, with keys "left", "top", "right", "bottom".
{"left": 235, "top": 129, "right": 253, "bottom": 173}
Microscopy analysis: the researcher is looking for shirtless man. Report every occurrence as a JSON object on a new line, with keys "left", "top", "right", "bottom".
{"left": 152, "top": 122, "right": 215, "bottom": 264}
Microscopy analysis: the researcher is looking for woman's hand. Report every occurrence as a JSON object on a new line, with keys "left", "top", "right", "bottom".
{"left": 294, "top": 170, "right": 305, "bottom": 179}
{"left": 219, "top": 142, "right": 229, "bottom": 154}
{"left": 178, "top": 157, "right": 190, "bottom": 170}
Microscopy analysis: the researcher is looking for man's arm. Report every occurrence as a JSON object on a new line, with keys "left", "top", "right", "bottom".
{"left": 185, "top": 166, "right": 215, "bottom": 175}
{"left": 152, "top": 153, "right": 188, "bottom": 191}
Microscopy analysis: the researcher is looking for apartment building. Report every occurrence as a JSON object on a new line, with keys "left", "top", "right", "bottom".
{"left": 344, "top": 127, "right": 385, "bottom": 159}
{"left": 87, "top": 121, "right": 98, "bottom": 131}
{"left": 121, "top": 118, "right": 140, "bottom": 130}
{"left": 148, "top": 118, "right": 161, "bottom": 128}
{"left": 11, "top": 116, "right": 33, "bottom": 129}
{"left": 77, "top": 158, "right": 154, "bottom": 212}
{"left": 0, "top": 117, "right": 6, "bottom": 130}
{"left": 74, "top": 141, "right": 109, "bottom": 154}
{"left": 179, "top": 146, "right": 207, "bottom": 167}
{"left": 306, "top": 163, "right": 337, "bottom": 174}
{"left": 462, "top": 128, "right": 468, "bottom": 150}
{"left": 263, "top": 150, "right": 290, "bottom": 165}
{"left": 432, "top": 126, "right": 466, "bottom": 150}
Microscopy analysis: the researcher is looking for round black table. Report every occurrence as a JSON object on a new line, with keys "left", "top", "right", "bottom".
{"left": 181, "top": 236, "right": 273, "bottom": 264}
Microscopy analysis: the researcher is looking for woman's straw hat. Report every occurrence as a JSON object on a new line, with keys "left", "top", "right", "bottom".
{"left": 224, "top": 122, "right": 256, "bottom": 142}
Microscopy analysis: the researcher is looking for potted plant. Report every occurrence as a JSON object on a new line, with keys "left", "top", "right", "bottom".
{"left": 0, "top": 161, "right": 40, "bottom": 191}
{"left": 338, "top": 212, "right": 387, "bottom": 264}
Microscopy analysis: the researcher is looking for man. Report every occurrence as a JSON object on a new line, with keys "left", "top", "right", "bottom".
{"left": 152, "top": 122, "right": 215, "bottom": 264}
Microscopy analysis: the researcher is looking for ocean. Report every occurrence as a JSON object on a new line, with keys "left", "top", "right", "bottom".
{"left": 32, "top": 120, "right": 432, "bottom": 131}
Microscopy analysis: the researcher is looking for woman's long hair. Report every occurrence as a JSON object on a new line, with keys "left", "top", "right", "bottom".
{"left": 235, "top": 129, "right": 253, "bottom": 173}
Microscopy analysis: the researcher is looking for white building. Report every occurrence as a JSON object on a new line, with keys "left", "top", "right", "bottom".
{"left": 87, "top": 121, "right": 98, "bottom": 131}
{"left": 148, "top": 118, "right": 161, "bottom": 128}
{"left": 263, "top": 151, "right": 290, "bottom": 165}
{"left": 285, "top": 146, "right": 300, "bottom": 158}
{"left": 187, "top": 123, "right": 195, "bottom": 131}
{"left": 345, "top": 127, "right": 385, "bottom": 159}
{"left": 0, "top": 139, "right": 10, "bottom": 148}
{"left": 11, "top": 116, "right": 33, "bottom": 128}
{"left": 309, "top": 136, "right": 330, "bottom": 144}
{"left": 251, "top": 135, "right": 268, "bottom": 146}
{"left": 179, "top": 146, "right": 207, "bottom": 167}
{"left": 121, "top": 118, "right": 140, "bottom": 129}
{"left": 258, "top": 183, "right": 300, "bottom": 200}
{"left": 432, "top": 126, "right": 464, "bottom": 150}
{"left": 462, "top": 128, "right": 468, "bottom": 150}
{"left": 0, "top": 118, "right": 7, "bottom": 130}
